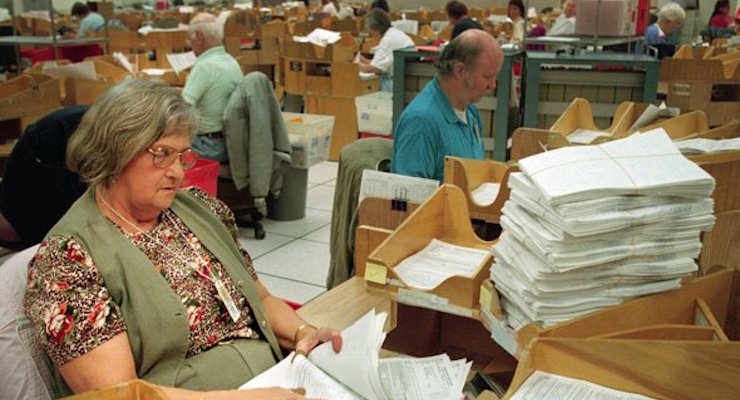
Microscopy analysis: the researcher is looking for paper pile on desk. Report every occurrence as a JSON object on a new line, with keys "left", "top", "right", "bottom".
{"left": 491, "top": 130, "right": 715, "bottom": 329}
{"left": 242, "top": 310, "right": 471, "bottom": 400}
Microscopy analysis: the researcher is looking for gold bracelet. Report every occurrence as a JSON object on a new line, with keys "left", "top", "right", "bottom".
{"left": 293, "top": 323, "right": 316, "bottom": 344}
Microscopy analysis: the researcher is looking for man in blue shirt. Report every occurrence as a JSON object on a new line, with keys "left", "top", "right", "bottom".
{"left": 391, "top": 29, "right": 503, "bottom": 182}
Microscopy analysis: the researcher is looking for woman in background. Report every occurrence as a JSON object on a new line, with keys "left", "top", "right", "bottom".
{"left": 508, "top": 0, "right": 526, "bottom": 44}
{"left": 709, "top": 0, "right": 735, "bottom": 28}
{"left": 356, "top": 9, "right": 414, "bottom": 92}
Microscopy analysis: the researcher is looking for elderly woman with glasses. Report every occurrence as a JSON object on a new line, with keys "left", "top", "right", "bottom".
{"left": 24, "top": 79, "right": 341, "bottom": 399}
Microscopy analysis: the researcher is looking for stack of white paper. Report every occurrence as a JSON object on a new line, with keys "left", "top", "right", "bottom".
{"left": 673, "top": 137, "right": 740, "bottom": 155}
{"left": 293, "top": 28, "right": 341, "bottom": 47}
{"left": 491, "top": 130, "right": 715, "bottom": 329}
{"left": 241, "top": 310, "right": 471, "bottom": 400}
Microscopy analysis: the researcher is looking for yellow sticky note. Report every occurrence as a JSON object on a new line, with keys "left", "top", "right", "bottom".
{"left": 364, "top": 262, "right": 387, "bottom": 285}
{"left": 479, "top": 283, "right": 492, "bottom": 310}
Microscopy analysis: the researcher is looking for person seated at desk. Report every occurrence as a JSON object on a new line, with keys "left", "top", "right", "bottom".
{"left": 355, "top": 9, "right": 414, "bottom": 92}
{"left": 391, "top": 30, "right": 503, "bottom": 182}
{"left": 548, "top": 0, "right": 576, "bottom": 36}
{"left": 70, "top": 2, "right": 105, "bottom": 38}
{"left": 182, "top": 13, "right": 243, "bottom": 162}
{"left": 709, "top": 0, "right": 735, "bottom": 28}
{"left": 446, "top": 1, "right": 482, "bottom": 40}
{"left": 24, "top": 79, "right": 342, "bottom": 399}
{"left": 646, "top": 2, "right": 685, "bottom": 58}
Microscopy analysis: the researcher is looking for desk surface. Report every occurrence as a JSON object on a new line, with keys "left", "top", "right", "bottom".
{"left": 297, "top": 277, "right": 395, "bottom": 332}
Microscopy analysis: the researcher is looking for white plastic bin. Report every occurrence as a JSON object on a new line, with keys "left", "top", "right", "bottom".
{"left": 282, "top": 112, "right": 335, "bottom": 169}
{"left": 355, "top": 91, "right": 393, "bottom": 136}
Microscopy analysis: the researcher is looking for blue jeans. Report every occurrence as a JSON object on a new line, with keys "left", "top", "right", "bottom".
{"left": 191, "top": 135, "right": 228, "bottom": 162}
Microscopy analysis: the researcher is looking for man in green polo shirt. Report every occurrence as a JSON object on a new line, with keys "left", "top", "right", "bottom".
{"left": 183, "top": 13, "right": 243, "bottom": 162}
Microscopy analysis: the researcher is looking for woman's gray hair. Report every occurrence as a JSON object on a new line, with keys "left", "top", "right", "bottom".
{"left": 364, "top": 8, "right": 391, "bottom": 35}
{"left": 435, "top": 33, "right": 484, "bottom": 76}
{"left": 67, "top": 79, "right": 199, "bottom": 189}
{"left": 658, "top": 2, "right": 685, "bottom": 24}
{"left": 189, "top": 12, "right": 223, "bottom": 43}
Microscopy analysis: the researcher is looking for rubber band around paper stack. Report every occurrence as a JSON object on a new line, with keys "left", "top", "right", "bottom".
{"left": 488, "top": 129, "right": 716, "bottom": 334}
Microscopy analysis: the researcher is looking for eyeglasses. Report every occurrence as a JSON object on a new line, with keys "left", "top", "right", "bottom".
{"left": 147, "top": 145, "right": 199, "bottom": 171}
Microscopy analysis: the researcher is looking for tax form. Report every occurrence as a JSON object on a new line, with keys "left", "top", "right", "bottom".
{"left": 395, "top": 239, "right": 488, "bottom": 291}
{"left": 510, "top": 371, "right": 655, "bottom": 400}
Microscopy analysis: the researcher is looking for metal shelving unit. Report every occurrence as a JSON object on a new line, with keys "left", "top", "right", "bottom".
{"left": 0, "top": 0, "right": 108, "bottom": 67}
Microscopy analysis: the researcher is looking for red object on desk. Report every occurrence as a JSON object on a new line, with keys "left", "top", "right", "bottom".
{"left": 182, "top": 158, "right": 220, "bottom": 197}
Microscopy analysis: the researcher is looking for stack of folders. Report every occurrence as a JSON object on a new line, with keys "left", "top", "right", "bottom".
{"left": 490, "top": 130, "right": 716, "bottom": 329}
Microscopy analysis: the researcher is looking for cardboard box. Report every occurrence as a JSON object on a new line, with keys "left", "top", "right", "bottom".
{"left": 282, "top": 112, "right": 335, "bottom": 168}
{"left": 365, "top": 184, "right": 494, "bottom": 312}
{"left": 62, "top": 380, "right": 169, "bottom": 399}
{"left": 575, "top": 0, "right": 636, "bottom": 37}
{"left": 355, "top": 91, "right": 393, "bottom": 135}
{"left": 303, "top": 94, "right": 360, "bottom": 161}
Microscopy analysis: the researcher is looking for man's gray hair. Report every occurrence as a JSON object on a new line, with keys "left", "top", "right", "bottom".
{"left": 657, "top": 2, "right": 685, "bottom": 24}
{"left": 67, "top": 79, "right": 199, "bottom": 189}
{"left": 435, "top": 33, "right": 485, "bottom": 76}
{"left": 189, "top": 12, "right": 223, "bottom": 43}
{"left": 364, "top": 9, "right": 391, "bottom": 35}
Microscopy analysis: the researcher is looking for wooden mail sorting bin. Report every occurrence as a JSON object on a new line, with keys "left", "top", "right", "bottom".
{"left": 63, "top": 379, "right": 169, "bottom": 400}
{"left": 283, "top": 59, "right": 379, "bottom": 97}
{"left": 443, "top": 157, "right": 517, "bottom": 224}
{"left": 503, "top": 337, "right": 740, "bottom": 400}
{"left": 633, "top": 110, "right": 709, "bottom": 140}
{"left": 365, "top": 184, "right": 494, "bottom": 313}
{"left": 660, "top": 46, "right": 740, "bottom": 126}
{"left": 0, "top": 73, "right": 61, "bottom": 141}
{"left": 480, "top": 267, "right": 739, "bottom": 359}
{"left": 279, "top": 34, "right": 358, "bottom": 63}
{"left": 225, "top": 36, "right": 279, "bottom": 66}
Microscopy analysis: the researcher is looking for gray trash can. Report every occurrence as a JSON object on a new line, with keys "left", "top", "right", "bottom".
{"left": 267, "top": 166, "right": 308, "bottom": 221}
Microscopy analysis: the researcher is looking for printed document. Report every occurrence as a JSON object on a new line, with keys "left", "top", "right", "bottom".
{"left": 166, "top": 51, "right": 197, "bottom": 75}
{"left": 566, "top": 129, "right": 611, "bottom": 145}
{"left": 395, "top": 239, "right": 488, "bottom": 290}
{"left": 471, "top": 182, "right": 501, "bottom": 206}
{"left": 510, "top": 371, "right": 655, "bottom": 400}
{"left": 241, "top": 310, "right": 470, "bottom": 400}
{"left": 358, "top": 170, "right": 439, "bottom": 206}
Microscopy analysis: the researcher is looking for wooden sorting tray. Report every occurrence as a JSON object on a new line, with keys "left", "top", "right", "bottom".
{"left": 364, "top": 184, "right": 494, "bottom": 315}
{"left": 480, "top": 268, "right": 739, "bottom": 359}
{"left": 503, "top": 337, "right": 740, "bottom": 400}
{"left": 443, "top": 156, "right": 517, "bottom": 224}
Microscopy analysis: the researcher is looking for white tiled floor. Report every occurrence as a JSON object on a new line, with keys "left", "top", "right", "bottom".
{"left": 239, "top": 161, "right": 338, "bottom": 305}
